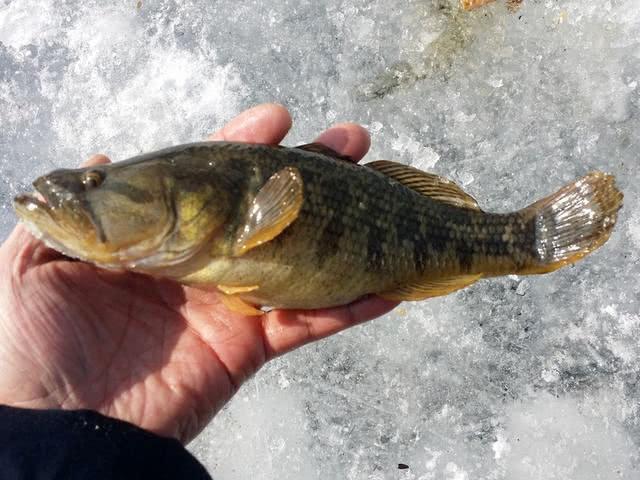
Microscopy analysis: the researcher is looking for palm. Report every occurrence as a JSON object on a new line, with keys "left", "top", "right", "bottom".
{"left": 2, "top": 230, "right": 265, "bottom": 441}
{"left": 0, "top": 104, "right": 397, "bottom": 443}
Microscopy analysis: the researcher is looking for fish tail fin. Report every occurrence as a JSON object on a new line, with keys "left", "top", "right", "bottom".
{"left": 520, "top": 172, "right": 623, "bottom": 274}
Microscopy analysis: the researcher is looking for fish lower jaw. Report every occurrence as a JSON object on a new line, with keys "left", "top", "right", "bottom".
{"left": 18, "top": 218, "right": 123, "bottom": 269}
{"left": 17, "top": 220, "right": 202, "bottom": 274}
{"left": 19, "top": 219, "right": 86, "bottom": 262}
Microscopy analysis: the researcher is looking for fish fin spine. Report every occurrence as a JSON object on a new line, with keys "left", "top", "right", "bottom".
{"left": 519, "top": 171, "right": 622, "bottom": 275}
{"left": 379, "top": 274, "right": 482, "bottom": 301}
{"left": 366, "top": 160, "right": 482, "bottom": 211}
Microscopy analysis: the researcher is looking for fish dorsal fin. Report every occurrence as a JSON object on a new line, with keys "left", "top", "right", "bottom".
{"left": 294, "top": 143, "right": 353, "bottom": 162}
{"left": 367, "top": 160, "right": 482, "bottom": 211}
{"left": 379, "top": 274, "right": 482, "bottom": 301}
{"left": 233, "top": 167, "right": 304, "bottom": 256}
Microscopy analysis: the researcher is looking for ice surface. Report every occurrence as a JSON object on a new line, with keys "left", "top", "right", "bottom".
{"left": 1, "top": 0, "right": 639, "bottom": 478}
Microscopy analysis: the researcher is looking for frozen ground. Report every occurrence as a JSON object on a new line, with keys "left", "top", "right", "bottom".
{"left": 1, "top": 0, "right": 639, "bottom": 478}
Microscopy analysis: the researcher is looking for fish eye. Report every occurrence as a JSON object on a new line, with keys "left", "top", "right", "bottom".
{"left": 82, "top": 170, "right": 104, "bottom": 190}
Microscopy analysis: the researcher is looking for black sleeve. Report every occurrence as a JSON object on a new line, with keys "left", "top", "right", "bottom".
{"left": 0, "top": 405, "right": 212, "bottom": 480}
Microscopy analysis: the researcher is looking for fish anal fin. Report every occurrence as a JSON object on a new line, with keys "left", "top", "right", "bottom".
{"left": 294, "top": 143, "right": 353, "bottom": 162}
{"left": 233, "top": 167, "right": 304, "bottom": 256}
{"left": 518, "top": 259, "right": 574, "bottom": 275}
{"left": 379, "top": 274, "right": 482, "bottom": 301}
{"left": 367, "top": 160, "right": 482, "bottom": 211}
{"left": 219, "top": 292, "right": 264, "bottom": 316}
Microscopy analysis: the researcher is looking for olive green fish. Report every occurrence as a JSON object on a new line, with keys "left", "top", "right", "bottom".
{"left": 13, "top": 142, "right": 622, "bottom": 315}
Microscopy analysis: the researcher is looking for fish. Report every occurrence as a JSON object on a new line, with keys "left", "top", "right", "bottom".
{"left": 13, "top": 141, "right": 623, "bottom": 315}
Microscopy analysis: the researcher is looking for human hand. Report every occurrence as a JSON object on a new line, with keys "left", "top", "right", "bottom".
{"left": 0, "top": 104, "right": 398, "bottom": 443}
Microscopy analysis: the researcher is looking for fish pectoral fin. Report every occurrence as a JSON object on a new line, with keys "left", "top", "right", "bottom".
{"left": 366, "top": 160, "right": 482, "bottom": 211}
{"left": 294, "top": 142, "right": 353, "bottom": 162}
{"left": 379, "top": 274, "right": 482, "bottom": 301}
{"left": 233, "top": 166, "right": 304, "bottom": 256}
{"left": 217, "top": 284, "right": 260, "bottom": 295}
{"left": 218, "top": 291, "right": 264, "bottom": 316}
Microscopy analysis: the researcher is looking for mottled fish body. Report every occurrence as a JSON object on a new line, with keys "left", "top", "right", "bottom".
{"left": 14, "top": 142, "right": 622, "bottom": 314}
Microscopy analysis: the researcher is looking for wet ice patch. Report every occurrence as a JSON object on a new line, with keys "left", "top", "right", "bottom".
{"left": 628, "top": 211, "right": 640, "bottom": 250}
{"left": 495, "top": 392, "right": 638, "bottom": 479}
{"left": 391, "top": 133, "right": 440, "bottom": 169}
{"left": 51, "top": 46, "right": 245, "bottom": 157}
{"left": 45, "top": 5, "right": 246, "bottom": 158}
{"left": 0, "top": 0, "right": 246, "bottom": 177}
{"left": 0, "top": 0, "right": 61, "bottom": 48}
{"left": 189, "top": 385, "right": 319, "bottom": 479}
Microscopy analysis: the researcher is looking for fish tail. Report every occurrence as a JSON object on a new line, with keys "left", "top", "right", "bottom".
{"left": 519, "top": 172, "right": 623, "bottom": 274}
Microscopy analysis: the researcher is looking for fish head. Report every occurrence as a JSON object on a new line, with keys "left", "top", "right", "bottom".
{"left": 13, "top": 160, "right": 225, "bottom": 269}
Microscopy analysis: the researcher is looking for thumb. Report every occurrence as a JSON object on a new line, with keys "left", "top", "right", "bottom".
{"left": 81, "top": 154, "right": 111, "bottom": 167}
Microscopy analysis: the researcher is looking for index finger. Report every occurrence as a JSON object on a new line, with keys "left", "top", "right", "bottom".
{"left": 313, "top": 123, "right": 371, "bottom": 163}
{"left": 208, "top": 103, "right": 292, "bottom": 144}
{"left": 262, "top": 296, "right": 398, "bottom": 360}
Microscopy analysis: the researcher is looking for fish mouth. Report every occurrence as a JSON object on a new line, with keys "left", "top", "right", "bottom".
{"left": 13, "top": 192, "right": 50, "bottom": 213}
{"left": 13, "top": 176, "right": 96, "bottom": 250}
{"left": 13, "top": 174, "right": 67, "bottom": 222}
{"left": 12, "top": 190, "right": 72, "bottom": 256}
{"left": 14, "top": 176, "right": 115, "bottom": 264}
{"left": 14, "top": 175, "right": 63, "bottom": 211}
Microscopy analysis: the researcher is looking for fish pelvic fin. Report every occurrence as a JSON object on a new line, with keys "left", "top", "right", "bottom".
{"left": 218, "top": 291, "right": 264, "bottom": 316}
{"left": 366, "top": 160, "right": 482, "bottom": 211}
{"left": 217, "top": 284, "right": 260, "bottom": 295}
{"left": 379, "top": 274, "right": 482, "bottom": 301}
{"left": 519, "top": 172, "right": 623, "bottom": 275}
{"left": 233, "top": 167, "right": 304, "bottom": 256}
